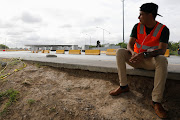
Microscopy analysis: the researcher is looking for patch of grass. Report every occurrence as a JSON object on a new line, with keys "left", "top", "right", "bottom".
{"left": 8, "top": 60, "right": 20, "bottom": 66}
{"left": 22, "top": 79, "right": 31, "bottom": 86}
{"left": 34, "top": 63, "right": 42, "bottom": 68}
{"left": 48, "top": 106, "right": 56, "bottom": 113}
{"left": 27, "top": 99, "right": 36, "bottom": 106}
{"left": 0, "top": 89, "right": 19, "bottom": 116}
{"left": 170, "top": 50, "right": 180, "bottom": 56}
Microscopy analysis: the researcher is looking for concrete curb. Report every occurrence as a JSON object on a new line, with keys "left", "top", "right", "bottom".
{"left": 23, "top": 58, "right": 180, "bottom": 81}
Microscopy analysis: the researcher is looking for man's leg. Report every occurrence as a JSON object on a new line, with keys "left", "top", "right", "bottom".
{"left": 130, "top": 55, "right": 168, "bottom": 102}
{"left": 152, "top": 55, "right": 168, "bottom": 103}
{"left": 116, "top": 48, "right": 131, "bottom": 86}
{"left": 116, "top": 48, "right": 144, "bottom": 86}
{"left": 109, "top": 48, "right": 142, "bottom": 96}
{"left": 140, "top": 55, "right": 168, "bottom": 119}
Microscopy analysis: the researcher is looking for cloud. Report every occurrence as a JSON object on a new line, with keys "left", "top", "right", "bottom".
{"left": 60, "top": 24, "right": 72, "bottom": 28}
{"left": 21, "top": 12, "right": 42, "bottom": 24}
{"left": 0, "top": 21, "right": 14, "bottom": 28}
{"left": 0, "top": 0, "right": 179, "bottom": 48}
{"left": 22, "top": 28, "right": 36, "bottom": 33}
{"left": 25, "top": 34, "right": 40, "bottom": 41}
{"left": 82, "top": 17, "right": 110, "bottom": 27}
{"left": 6, "top": 31, "right": 22, "bottom": 36}
{"left": 92, "top": 17, "right": 108, "bottom": 25}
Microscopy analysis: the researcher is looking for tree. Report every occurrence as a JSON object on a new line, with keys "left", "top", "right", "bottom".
{"left": 0, "top": 44, "right": 9, "bottom": 49}
{"left": 116, "top": 42, "right": 127, "bottom": 49}
{"left": 168, "top": 42, "right": 179, "bottom": 51}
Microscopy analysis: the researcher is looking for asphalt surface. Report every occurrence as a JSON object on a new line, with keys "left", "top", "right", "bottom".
{"left": 0, "top": 51, "right": 179, "bottom": 80}
{"left": 0, "top": 51, "right": 179, "bottom": 64}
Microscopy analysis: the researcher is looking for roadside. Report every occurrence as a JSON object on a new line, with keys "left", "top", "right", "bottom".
{"left": 0, "top": 59, "right": 179, "bottom": 120}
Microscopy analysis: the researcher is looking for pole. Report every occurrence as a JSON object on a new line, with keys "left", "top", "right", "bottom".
{"left": 96, "top": 27, "right": 110, "bottom": 45}
{"left": 103, "top": 29, "right": 104, "bottom": 44}
{"left": 5, "top": 38, "right": 6, "bottom": 51}
{"left": 90, "top": 36, "right": 91, "bottom": 45}
{"left": 122, "top": 0, "right": 125, "bottom": 43}
{"left": 86, "top": 34, "right": 91, "bottom": 45}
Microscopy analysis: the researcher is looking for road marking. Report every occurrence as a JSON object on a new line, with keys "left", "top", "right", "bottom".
{"left": 170, "top": 64, "right": 180, "bottom": 66}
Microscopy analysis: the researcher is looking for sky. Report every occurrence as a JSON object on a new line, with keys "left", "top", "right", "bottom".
{"left": 0, "top": 0, "right": 179, "bottom": 48}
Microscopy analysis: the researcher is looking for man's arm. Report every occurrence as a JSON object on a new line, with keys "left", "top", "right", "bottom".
{"left": 127, "top": 37, "right": 136, "bottom": 56}
{"left": 144, "top": 42, "right": 168, "bottom": 58}
{"left": 129, "top": 42, "right": 168, "bottom": 63}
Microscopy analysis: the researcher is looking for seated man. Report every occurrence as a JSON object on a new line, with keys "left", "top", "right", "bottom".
{"left": 109, "top": 3, "right": 170, "bottom": 119}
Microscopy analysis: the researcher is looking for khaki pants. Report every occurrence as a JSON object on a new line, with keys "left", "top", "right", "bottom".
{"left": 116, "top": 48, "right": 168, "bottom": 103}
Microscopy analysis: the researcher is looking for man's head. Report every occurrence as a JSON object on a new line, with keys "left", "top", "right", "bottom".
{"left": 138, "top": 3, "right": 162, "bottom": 25}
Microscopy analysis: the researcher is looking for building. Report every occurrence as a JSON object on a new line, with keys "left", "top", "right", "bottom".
{"left": 25, "top": 45, "right": 78, "bottom": 51}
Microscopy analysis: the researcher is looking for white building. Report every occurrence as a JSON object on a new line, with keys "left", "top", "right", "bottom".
{"left": 25, "top": 45, "right": 78, "bottom": 51}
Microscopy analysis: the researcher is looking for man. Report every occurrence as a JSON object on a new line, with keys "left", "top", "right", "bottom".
{"left": 109, "top": 3, "right": 169, "bottom": 119}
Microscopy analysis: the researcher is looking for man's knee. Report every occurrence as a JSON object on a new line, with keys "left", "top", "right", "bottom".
{"left": 116, "top": 48, "right": 127, "bottom": 56}
{"left": 155, "top": 55, "right": 168, "bottom": 65}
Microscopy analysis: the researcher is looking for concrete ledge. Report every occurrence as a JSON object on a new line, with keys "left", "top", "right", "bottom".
{"left": 22, "top": 57, "right": 180, "bottom": 81}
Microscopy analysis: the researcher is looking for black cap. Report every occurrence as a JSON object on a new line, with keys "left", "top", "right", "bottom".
{"left": 140, "top": 3, "right": 163, "bottom": 17}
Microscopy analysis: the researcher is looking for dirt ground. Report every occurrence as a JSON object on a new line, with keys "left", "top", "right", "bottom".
{"left": 0, "top": 58, "right": 180, "bottom": 120}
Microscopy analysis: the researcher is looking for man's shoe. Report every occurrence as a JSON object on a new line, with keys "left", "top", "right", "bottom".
{"left": 109, "top": 86, "right": 129, "bottom": 96}
{"left": 151, "top": 101, "right": 168, "bottom": 119}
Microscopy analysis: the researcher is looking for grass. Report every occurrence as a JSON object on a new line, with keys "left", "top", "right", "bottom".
{"left": 34, "top": 63, "right": 42, "bottom": 68}
{"left": 169, "top": 50, "right": 180, "bottom": 56}
{"left": 48, "top": 106, "right": 56, "bottom": 113}
{"left": 27, "top": 99, "right": 36, "bottom": 106}
{"left": 0, "top": 89, "right": 19, "bottom": 116}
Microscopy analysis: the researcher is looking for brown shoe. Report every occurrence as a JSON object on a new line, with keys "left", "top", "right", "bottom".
{"left": 151, "top": 101, "right": 168, "bottom": 119}
{"left": 109, "top": 86, "right": 129, "bottom": 96}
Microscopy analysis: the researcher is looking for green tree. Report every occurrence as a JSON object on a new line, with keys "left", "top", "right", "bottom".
{"left": 116, "top": 42, "right": 127, "bottom": 49}
{"left": 0, "top": 44, "right": 9, "bottom": 49}
{"left": 168, "top": 42, "right": 179, "bottom": 51}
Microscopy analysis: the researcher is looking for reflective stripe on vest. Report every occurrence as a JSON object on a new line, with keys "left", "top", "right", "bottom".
{"left": 140, "top": 24, "right": 144, "bottom": 34}
{"left": 142, "top": 45, "right": 158, "bottom": 50}
{"left": 135, "top": 42, "right": 141, "bottom": 48}
{"left": 139, "top": 23, "right": 163, "bottom": 36}
{"left": 136, "top": 42, "right": 158, "bottom": 50}
{"left": 137, "top": 22, "right": 163, "bottom": 51}
{"left": 153, "top": 23, "right": 163, "bottom": 37}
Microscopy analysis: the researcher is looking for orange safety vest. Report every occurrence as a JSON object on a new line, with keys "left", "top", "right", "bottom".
{"left": 134, "top": 21, "right": 166, "bottom": 53}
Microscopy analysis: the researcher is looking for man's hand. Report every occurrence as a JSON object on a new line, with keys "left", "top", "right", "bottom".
{"left": 131, "top": 51, "right": 137, "bottom": 57}
{"left": 129, "top": 52, "right": 144, "bottom": 63}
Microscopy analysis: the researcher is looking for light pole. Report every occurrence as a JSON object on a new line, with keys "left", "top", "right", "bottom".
{"left": 86, "top": 34, "right": 91, "bottom": 45}
{"left": 96, "top": 27, "right": 110, "bottom": 45}
{"left": 122, "top": 0, "right": 125, "bottom": 43}
{"left": 81, "top": 33, "right": 86, "bottom": 45}
{"left": 5, "top": 38, "right": 6, "bottom": 50}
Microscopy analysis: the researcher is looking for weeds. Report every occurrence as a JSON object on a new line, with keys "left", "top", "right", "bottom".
{"left": 0, "top": 89, "right": 19, "bottom": 116}
{"left": 48, "top": 106, "right": 56, "bottom": 113}
{"left": 34, "top": 63, "right": 42, "bottom": 68}
{"left": 27, "top": 99, "right": 36, "bottom": 106}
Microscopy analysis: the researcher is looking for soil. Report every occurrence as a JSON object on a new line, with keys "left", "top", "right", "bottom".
{"left": 0, "top": 58, "right": 180, "bottom": 120}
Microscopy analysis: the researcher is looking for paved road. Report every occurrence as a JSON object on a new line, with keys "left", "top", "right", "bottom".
{"left": 0, "top": 51, "right": 179, "bottom": 65}
{"left": 0, "top": 51, "right": 179, "bottom": 80}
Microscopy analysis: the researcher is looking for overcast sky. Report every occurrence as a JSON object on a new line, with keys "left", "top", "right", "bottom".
{"left": 0, "top": 0, "right": 179, "bottom": 48}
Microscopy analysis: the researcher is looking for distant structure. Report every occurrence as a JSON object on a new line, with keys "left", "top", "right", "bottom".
{"left": 91, "top": 43, "right": 121, "bottom": 51}
{"left": 25, "top": 45, "right": 78, "bottom": 51}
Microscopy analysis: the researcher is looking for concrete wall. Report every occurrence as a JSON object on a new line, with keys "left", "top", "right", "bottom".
{"left": 72, "top": 45, "right": 78, "bottom": 50}
{"left": 90, "top": 45, "right": 121, "bottom": 51}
